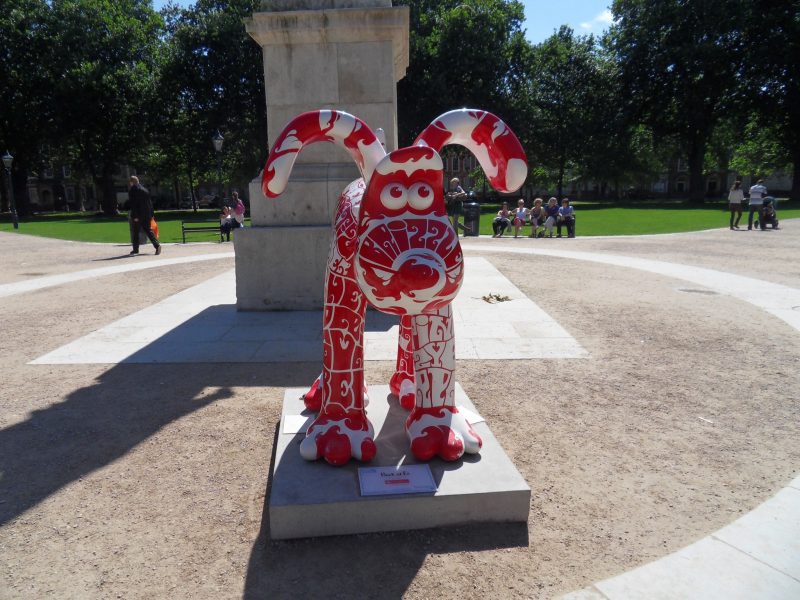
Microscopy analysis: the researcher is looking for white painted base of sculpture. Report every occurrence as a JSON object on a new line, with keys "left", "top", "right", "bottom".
{"left": 268, "top": 384, "right": 531, "bottom": 539}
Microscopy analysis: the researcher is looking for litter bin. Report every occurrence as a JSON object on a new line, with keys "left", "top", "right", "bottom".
{"left": 462, "top": 202, "right": 481, "bottom": 236}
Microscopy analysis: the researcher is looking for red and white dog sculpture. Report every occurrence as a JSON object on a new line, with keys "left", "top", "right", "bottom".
{"left": 262, "top": 109, "right": 527, "bottom": 466}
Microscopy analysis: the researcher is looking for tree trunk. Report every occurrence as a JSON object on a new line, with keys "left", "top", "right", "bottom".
{"left": 99, "top": 164, "right": 119, "bottom": 216}
{"left": 792, "top": 148, "right": 800, "bottom": 202}
{"left": 187, "top": 157, "right": 197, "bottom": 212}
{"left": 1, "top": 170, "right": 8, "bottom": 213}
{"left": 557, "top": 155, "right": 565, "bottom": 199}
{"left": 688, "top": 136, "right": 707, "bottom": 203}
{"left": 174, "top": 178, "right": 181, "bottom": 209}
{"left": 12, "top": 166, "right": 30, "bottom": 217}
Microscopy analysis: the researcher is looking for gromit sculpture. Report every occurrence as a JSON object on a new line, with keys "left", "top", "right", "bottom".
{"left": 262, "top": 109, "right": 527, "bottom": 466}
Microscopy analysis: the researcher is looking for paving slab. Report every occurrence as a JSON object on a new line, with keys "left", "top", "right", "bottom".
{"left": 590, "top": 535, "right": 800, "bottom": 600}
{"left": 31, "top": 257, "right": 586, "bottom": 364}
{"left": 268, "top": 384, "right": 531, "bottom": 539}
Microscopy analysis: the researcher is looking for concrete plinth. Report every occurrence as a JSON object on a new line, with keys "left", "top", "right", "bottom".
{"left": 235, "top": 225, "right": 332, "bottom": 310}
{"left": 236, "top": 0, "right": 409, "bottom": 310}
{"left": 269, "top": 384, "right": 531, "bottom": 540}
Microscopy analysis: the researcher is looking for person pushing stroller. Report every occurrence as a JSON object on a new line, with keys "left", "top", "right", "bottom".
{"left": 755, "top": 197, "right": 780, "bottom": 230}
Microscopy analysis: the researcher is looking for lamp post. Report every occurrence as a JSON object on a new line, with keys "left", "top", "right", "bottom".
{"left": 212, "top": 130, "right": 224, "bottom": 207}
{"left": 2, "top": 151, "right": 19, "bottom": 229}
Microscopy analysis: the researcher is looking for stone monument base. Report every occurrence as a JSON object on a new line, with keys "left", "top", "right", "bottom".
{"left": 234, "top": 225, "right": 332, "bottom": 310}
{"left": 269, "top": 384, "right": 531, "bottom": 539}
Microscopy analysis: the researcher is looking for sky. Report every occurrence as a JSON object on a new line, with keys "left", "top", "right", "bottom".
{"left": 151, "top": 0, "right": 614, "bottom": 45}
{"left": 521, "top": 0, "right": 613, "bottom": 43}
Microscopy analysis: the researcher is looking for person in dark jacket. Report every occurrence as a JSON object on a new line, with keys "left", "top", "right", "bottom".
{"left": 128, "top": 175, "right": 161, "bottom": 255}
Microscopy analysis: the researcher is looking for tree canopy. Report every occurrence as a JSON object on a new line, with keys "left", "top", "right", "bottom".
{"left": 0, "top": 0, "right": 798, "bottom": 212}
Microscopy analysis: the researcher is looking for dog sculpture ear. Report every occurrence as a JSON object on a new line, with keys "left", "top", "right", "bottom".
{"left": 414, "top": 109, "right": 527, "bottom": 193}
{"left": 261, "top": 110, "right": 387, "bottom": 198}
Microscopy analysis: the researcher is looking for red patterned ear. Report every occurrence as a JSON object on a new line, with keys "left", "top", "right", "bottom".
{"left": 414, "top": 109, "right": 527, "bottom": 193}
{"left": 261, "top": 110, "right": 386, "bottom": 198}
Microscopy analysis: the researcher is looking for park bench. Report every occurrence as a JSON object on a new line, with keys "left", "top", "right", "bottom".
{"left": 181, "top": 220, "right": 228, "bottom": 244}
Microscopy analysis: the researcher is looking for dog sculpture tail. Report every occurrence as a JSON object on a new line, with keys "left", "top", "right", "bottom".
{"left": 261, "top": 110, "right": 386, "bottom": 198}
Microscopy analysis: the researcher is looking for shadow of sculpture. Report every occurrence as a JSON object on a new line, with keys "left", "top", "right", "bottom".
{"left": 0, "top": 319, "right": 321, "bottom": 527}
{"left": 242, "top": 395, "right": 527, "bottom": 599}
{"left": 243, "top": 422, "right": 528, "bottom": 598}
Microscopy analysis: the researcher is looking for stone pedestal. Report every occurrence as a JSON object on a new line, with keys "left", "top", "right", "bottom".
{"left": 269, "top": 385, "right": 531, "bottom": 539}
{"left": 236, "top": 0, "right": 409, "bottom": 310}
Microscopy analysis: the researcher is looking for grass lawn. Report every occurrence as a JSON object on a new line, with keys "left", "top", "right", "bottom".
{"left": 0, "top": 210, "right": 248, "bottom": 244}
{"left": 475, "top": 199, "right": 800, "bottom": 237}
{"left": 0, "top": 201, "right": 796, "bottom": 242}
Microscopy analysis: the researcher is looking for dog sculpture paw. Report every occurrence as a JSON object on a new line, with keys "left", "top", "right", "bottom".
{"left": 300, "top": 411, "right": 377, "bottom": 466}
{"left": 405, "top": 406, "right": 482, "bottom": 462}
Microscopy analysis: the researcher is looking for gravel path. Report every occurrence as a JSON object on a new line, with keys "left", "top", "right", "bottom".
{"left": 0, "top": 224, "right": 797, "bottom": 599}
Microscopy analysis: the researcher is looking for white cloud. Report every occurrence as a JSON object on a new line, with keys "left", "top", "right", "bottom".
{"left": 580, "top": 9, "right": 614, "bottom": 31}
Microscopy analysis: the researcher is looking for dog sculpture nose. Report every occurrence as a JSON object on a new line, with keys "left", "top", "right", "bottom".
{"left": 356, "top": 213, "right": 463, "bottom": 315}
{"left": 393, "top": 250, "right": 446, "bottom": 302}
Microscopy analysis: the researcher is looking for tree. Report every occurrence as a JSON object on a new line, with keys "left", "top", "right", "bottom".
{"left": 611, "top": 0, "right": 749, "bottom": 202}
{"left": 395, "top": 0, "right": 528, "bottom": 145}
{"left": 516, "top": 27, "right": 609, "bottom": 197}
{"left": 49, "top": 0, "right": 164, "bottom": 215}
{"left": 156, "top": 0, "right": 267, "bottom": 206}
{"left": 741, "top": 0, "right": 800, "bottom": 199}
{"left": 727, "top": 116, "right": 792, "bottom": 178}
{"left": 0, "top": 1, "right": 54, "bottom": 215}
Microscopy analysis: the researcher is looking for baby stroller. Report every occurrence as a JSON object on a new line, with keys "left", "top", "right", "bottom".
{"left": 755, "top": 197, "right": 779, "bottom": 230}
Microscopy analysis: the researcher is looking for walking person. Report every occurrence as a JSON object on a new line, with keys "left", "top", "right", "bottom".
{"left": 747, "top": 179, "right": 767, "bottom": 230}
{"left": 128, "top": 175, "right": 161, "bottom": 255}
{"left": 728, "top": 180, "right": 744, "bottom": 229}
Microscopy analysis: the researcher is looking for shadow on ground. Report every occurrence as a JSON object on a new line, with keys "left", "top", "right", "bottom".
{"left": 0, "top": 361, "right": 319, "bottom": 528}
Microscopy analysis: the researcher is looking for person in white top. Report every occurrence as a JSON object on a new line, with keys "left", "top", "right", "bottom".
{"left": 512, "top": 198, "right": 528, "bottom": 238}
{"left": 748, "top": 179, "right": 767, "bottom": 230}
{"left": 728, "top": 180, "right": 744, "bottom": 229}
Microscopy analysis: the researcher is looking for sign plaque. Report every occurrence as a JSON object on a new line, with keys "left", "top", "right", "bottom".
{"left": 358, "top": 465, "right": 437, "bottom": 496}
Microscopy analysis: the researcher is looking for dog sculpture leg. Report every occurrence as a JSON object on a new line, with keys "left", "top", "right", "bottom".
{"left": 389, "top": 315, "right": 415, "bottom": 410}
{"left": 405, "top": 305, "right": 482, "bottom": 461}
{"left": 299, "top": 181, "right": 377, "bottom": 466}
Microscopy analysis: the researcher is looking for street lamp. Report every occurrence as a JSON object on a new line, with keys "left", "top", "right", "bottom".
{"left": 212, "top": 130, "right": 224, "bottom": 207}
{"left": 2, "top": 151, "right": 19, "bottom": 229}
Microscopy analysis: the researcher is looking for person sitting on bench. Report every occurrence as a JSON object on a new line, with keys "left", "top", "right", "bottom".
{"left": 528, "top": 198, "right": 545, "bottom": 238}
{"left": 512, "top": 198, "right": 528, "bottom": 238}
{"left": 220, "top": 206, "right": 235, "bottom": 240}
{"left": 492, "top": 202, "right": 512, "bottom": 237}
{"left": 543, "top": 197, "right": 559, "bottom": 237}
{"left": 557, "top": 197, "right": 575, "bottom": 238}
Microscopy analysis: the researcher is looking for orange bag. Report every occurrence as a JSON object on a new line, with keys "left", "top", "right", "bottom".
{"left": 150, "top": 217, "right": 159, "bottom": 240}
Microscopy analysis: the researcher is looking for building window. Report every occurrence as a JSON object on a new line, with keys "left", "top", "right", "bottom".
{"left": 62, "top": 165, "right": 71, "bottom": 178}
{"left": 451, "top": 156, "right": 460, "bottom": 171}
{"left": 676, "top": 158, "right": 687, "bottom": 172}
{"left": 43, "top": 164, "right": 53, "bottom": 178}
{"left": 676, "top": 178, "right": 686, "bottom": 193}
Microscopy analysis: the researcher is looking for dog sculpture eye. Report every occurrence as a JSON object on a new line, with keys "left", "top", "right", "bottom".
{"left": 380, "top": 183, "right": 407, "bottom": 210}
{"left": 407, "top": 182, "right": 434, "bottom": 210}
